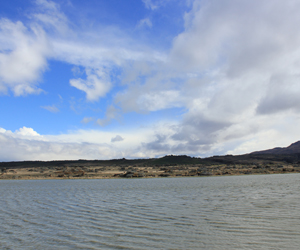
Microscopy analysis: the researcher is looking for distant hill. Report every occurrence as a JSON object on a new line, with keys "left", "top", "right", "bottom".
{"left": 251, "top": 141, "right": 300, "bottom": 155}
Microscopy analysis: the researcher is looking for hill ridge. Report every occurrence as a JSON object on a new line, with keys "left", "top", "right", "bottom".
{"left": 250, "top": 140, "right": 300, "bottom": 155}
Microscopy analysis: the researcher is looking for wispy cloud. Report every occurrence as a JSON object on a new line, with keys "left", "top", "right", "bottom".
{"left": 81, "top": 117, "right": 94, "bottom": 124}
{"left": 97, "top": 105, "right": 121, "bottom": 126}
{"left": 33, "top": 0, "right": 69, "bottom": 34}
{"left": 137, "top": 18, "right": 152, "bottom": 29}
{"left": 142, "top": 0, "right": 159, "bottom": 10}
{"left": 41, "top": 104, "right": 59, "bottom": 113}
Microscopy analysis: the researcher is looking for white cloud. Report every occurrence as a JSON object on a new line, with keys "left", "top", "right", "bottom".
{"left": 15, "top": 127, "right": 41, "bottom": 137}
{"left": 0, "top": 127, "right": 43, "bottom": 141}
{"left": 0, "top": 19, "right": 50, "bottom": 95}
{"left": 70, "top": 68, "right": 111, "bottom": 101}
{"left": 136, "top": 90, "right": 182, "bottom": 111}
{"left": 114, "top": 71, "right": 185, "bottom": 114}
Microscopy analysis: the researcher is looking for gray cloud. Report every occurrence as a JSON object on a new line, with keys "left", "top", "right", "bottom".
{"left": 141, "top": 115, "right": 232, "bottom": 157}
{"left": 256, "top": 74, "right": 300, "bottom": 114}
{"left": 143, "top": 134, "right": 170, "bottom": 152}
{"left": 111, "top": 135, "right": 124, "bottom": 143}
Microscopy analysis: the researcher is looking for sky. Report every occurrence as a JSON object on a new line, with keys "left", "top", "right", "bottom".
{"left": 1, "top": 0, "right": 300, "bottom": 161}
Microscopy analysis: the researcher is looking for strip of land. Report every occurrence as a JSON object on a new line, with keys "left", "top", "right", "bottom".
{"left": 1, "top": 153, "right": 300, "bottom": 180}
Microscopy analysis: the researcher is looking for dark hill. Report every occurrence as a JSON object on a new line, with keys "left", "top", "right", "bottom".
{"left": 251, "top": 141, "right": 300, "bottom": 155}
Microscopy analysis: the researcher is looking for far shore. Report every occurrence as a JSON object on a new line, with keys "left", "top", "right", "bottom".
{"left": 1, "top": 162, "right": 299, "bottom": 180}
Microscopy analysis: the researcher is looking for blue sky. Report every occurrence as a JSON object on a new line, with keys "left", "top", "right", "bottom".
{"left": 1, "top": 0, "right": 300, "bottom": 161}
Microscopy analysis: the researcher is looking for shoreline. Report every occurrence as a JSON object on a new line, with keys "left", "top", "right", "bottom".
{"left": 0, "top": 173, "right": 298, "bottom": 181}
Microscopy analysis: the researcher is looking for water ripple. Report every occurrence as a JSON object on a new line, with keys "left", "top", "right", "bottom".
{"left": 1, "top": 175, "right": 300, "bottom": 249}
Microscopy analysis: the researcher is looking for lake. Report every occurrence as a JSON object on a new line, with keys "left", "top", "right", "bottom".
{"left": 1, "top": 174, "right": 300, "bottom": 249}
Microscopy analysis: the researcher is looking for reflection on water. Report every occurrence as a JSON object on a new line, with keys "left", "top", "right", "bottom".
{"left": 0, "top": 174, "right": 300, "bottom": 249}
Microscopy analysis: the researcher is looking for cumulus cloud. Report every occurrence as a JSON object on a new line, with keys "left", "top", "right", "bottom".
{"left": 0, "top": 127, "right": 43, "bottom": 141}
{"left": 114, "top": 0, "right": 300, "bottom": 156}
{"left": 0, "top": 19, "right": 50, "bottom": 95}
{"left": 15, "top": 127, "right": 41, "bottom": 137}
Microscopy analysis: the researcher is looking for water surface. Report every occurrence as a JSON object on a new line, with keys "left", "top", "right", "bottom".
{"left": 1, "top": 174, "right": 300, "bottom": 249}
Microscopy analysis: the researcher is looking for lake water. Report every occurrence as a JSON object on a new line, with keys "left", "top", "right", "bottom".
{"left": 1, "top": 174, "right": 300, "bottom": 249}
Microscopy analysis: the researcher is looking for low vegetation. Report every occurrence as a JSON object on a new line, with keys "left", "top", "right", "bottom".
{"left": 1, "top": 151, "right": 300, "bottom": 179}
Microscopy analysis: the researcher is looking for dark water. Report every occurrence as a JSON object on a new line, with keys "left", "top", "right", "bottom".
{"left": 1, "top": 174, "right": 300, "bottom": 249}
